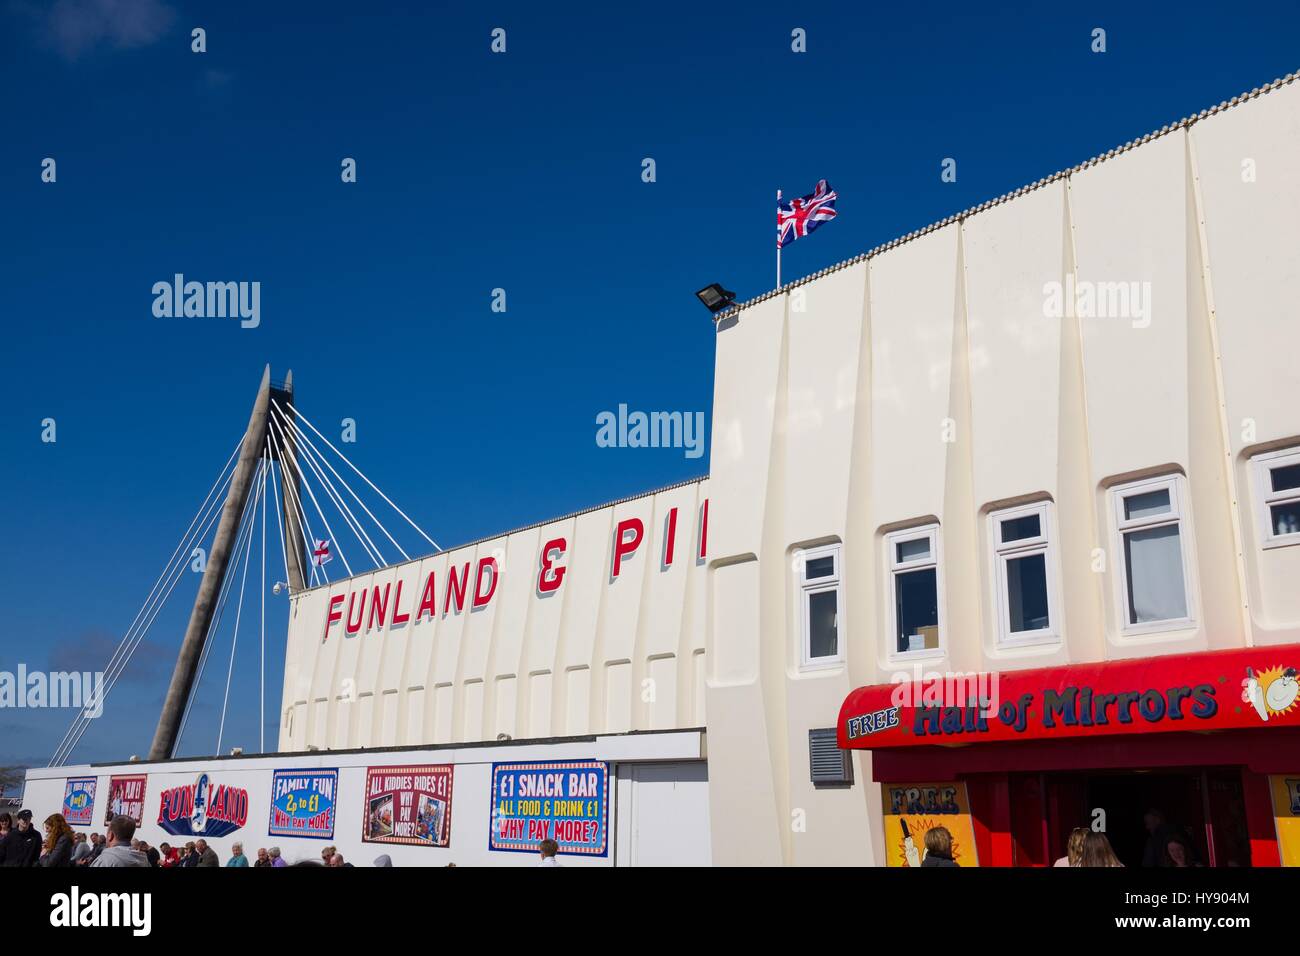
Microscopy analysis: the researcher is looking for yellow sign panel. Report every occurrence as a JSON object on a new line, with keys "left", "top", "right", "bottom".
{"left": 1268, "top": 775, "right": 1300, "bottom": 867}
{"left": 882, "top": 781, "right": 979, "bottom": 867}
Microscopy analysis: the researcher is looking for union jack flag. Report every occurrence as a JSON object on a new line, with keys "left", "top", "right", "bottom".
{"left": 311, "top": 538, "right": 333, "bottom": 567}
{"left": 777, "top": 179, "right": 838, "bottom": 248}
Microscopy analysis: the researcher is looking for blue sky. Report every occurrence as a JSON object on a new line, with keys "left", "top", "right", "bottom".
{"left": 2, "top": 0, "right": 1297, "bottom": 773}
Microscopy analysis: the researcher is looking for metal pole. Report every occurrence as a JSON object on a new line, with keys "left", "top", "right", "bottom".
{"left": 149, "top": 366, "right": 273, "bottom": 761}
{"left": 277, "top": 370, "right": 309, "bottom": 595}
{"left": 776, "top": 189, "right": 782, "bottom": 288}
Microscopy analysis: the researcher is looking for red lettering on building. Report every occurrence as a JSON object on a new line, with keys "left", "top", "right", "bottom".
{"left": 538, "top": 537, "right": 567, "bottom": 593}
{"left": 444, "top": 562, "right": 469, "bottom": 615}
{"left": 612, "top": 518, "right": 644, "bottom": 578}
{"left": 473, "top": 557, "right": 498, "bottom": 609}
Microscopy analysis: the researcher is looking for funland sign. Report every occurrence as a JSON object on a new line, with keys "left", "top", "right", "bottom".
{"left": 156, "top": 773, "right": 249, "bottom": 838}
{"left": 838, "top": 644, "right": 1300, "bottom": 750}
{"left": 320, "top": 503, "right": 708, "bottom": 643}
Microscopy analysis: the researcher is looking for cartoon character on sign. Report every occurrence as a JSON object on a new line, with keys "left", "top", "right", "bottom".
{"left": 368, "top": 795, "right": 393, "bottom": 839}
{"left": 416, "top": 796, "right": 445, "bottom": 844}
{"left": 190, "top": 773, "right": 209, "bottom": 834}
{"left": 896, "top": 816, "right": 963, "bottom": 866}
{"left": 1243, "top": 666, "right": 1299, "bottom": 721}
{"left": 900, "top": 818, "right": 922, "bottom": 867}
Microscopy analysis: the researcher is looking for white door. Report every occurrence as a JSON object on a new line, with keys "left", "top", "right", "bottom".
{"left": 617, "top": 761, "right": 711, "bottom": 866}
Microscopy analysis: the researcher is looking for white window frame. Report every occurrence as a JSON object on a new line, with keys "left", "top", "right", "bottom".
{"left": 988, "top": 501, "right": 1060, "bottom": 647}
{"left": 1251, "top": 447, "right": 1300, "bottom": 550}
{"left": 886, "top": 524, "right": 944, "bottom": 660}
{"left": 798, "top": 544, "right": 844, "bottom": 669}
{"left": 1110, "top": 474, "right": 1196, "bottom": 636}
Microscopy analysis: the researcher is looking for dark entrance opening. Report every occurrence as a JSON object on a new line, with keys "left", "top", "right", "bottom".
{"left": 1009, "top": 766, "right": 1252, "bottom": 866}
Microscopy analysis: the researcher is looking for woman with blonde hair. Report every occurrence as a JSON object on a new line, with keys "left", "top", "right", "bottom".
{"left": 1054, "top": 827, "right": 1089, "bottom": 867}
{"left": 1079, "top": 829, "right": 1124, "bottom": 867}
{"left": 920, "top": 825, "right": 960, "bottom": 867}
{"left": 40, "top": 813, "right": 75, "bottom": 867}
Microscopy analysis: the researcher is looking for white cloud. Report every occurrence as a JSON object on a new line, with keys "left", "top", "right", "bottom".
{"left": 41, "top": 0, "right": 176, "bottom": 61}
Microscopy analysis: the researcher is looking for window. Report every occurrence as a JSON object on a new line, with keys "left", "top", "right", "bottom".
{"left": 1111, "top": 475, "right": 1193, "bottom": 633}
{"left": 1252, "top": 448, "right": 1300, "bottom": 549}
{"left": 989, "top": 502, "right": 1058, "bottom": 645}
{"left": 887, "top": 525, "right": 941, "bottom": 655}
{"left": 798, "top": 544, "right": 842, "bottom": 667}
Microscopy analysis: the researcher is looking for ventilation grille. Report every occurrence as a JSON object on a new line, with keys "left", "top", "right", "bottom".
{"left": 808, "top": 728, "right": 853, "bottom": 786}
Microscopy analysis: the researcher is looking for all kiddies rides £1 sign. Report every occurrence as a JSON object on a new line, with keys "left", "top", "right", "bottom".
{"left": 837, "top": 644, "right": 1300, "bottom": 750}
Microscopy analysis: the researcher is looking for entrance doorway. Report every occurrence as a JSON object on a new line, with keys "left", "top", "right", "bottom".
{"left": 1006, "top": 767, "right": 1251, "bottom": 867}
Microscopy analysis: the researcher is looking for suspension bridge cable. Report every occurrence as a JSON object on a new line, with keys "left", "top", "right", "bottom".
{"left": 269, "top": 418, "right": 327, "bottom": 586}
{"left": 217, "top": 460, "right": 264, "bottom": 755}
{"left": 286, "top": 404, "right": 440, "bottom": 552}
{"left": 48, "top": 439, "right": 241, "bottom": 764}
{"left": 265, "top": 439, "right": 291, "bottom": 588}
{"left": 267, "top": 423, "right": 316, "bottom": 586}
{"left": 260, "top": 453, "right": 267, "bottom": 754}
{"left": 268, "top": 410, "right": 350, "bottom": 576}
{"left": 49, "top": 444, "right": 241, "bottom": 766}
{"left": 89, "top": 439, "right": 242, "bottom": 701}
{"left": 272, "top": 403, "right": 384, "bottom": 568}
{"left": 174, "top": 467, "right": 266, "bottom": 756}
{"left": 269, "top": 409, "right": 351, "bottom": 576}
{"left": 273, "top": 399, "right": 411, "bottom": 563}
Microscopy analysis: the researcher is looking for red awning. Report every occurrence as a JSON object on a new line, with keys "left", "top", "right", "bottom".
{"left": 838, "top": 643, "right": 1300, "bottom": 750}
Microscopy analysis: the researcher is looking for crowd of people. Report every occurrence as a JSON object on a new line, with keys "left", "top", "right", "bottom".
{"left": 10, "top": 804, "right": 1196, "bottom": 868}
{"left": 0, "top": 810, "right": 359, "bottom": 868}
{"left": 915, "top": 807, "right": 1205, "bottom": 868}
{"left": 0, "top": 808, "right": 566, "bottom": 868}
{"left": 0, "top": 809, "right": 159, "bottom": 867}
{"left": 1048, "top": 809, "right": 1205, "bottom": 868}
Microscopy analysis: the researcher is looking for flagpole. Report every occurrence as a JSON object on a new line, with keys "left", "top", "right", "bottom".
{"left": 776, "top": 189, "right": 782, "bottom": 288}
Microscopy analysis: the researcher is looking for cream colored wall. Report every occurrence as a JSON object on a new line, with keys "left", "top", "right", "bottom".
{"left": 705, "top": 80, "right": 1300, "bottom": 865}
{"left": 278, "top": 480, "right": 710, "bottom": 754}
{"left": 273, "top": 80, "right": 1300, "bottom": 867}
{"left": 1190, "top": 81, "right": 1300, "bottom": 643}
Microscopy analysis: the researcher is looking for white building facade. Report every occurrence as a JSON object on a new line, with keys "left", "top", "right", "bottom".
{"left": 24, "top": 72, "right": 1300, "bottom": 866}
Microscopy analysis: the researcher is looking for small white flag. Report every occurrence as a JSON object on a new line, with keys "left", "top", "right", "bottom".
{"left": 312, "top": 539, "right": 333, "bottom": 567}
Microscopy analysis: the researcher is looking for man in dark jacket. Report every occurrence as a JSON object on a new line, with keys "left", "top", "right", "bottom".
{"left": 2, "top": 810, "right": 44, "bottom": 866}
{"left": 195, "top": 839, "right": 219, "bottom": 867}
